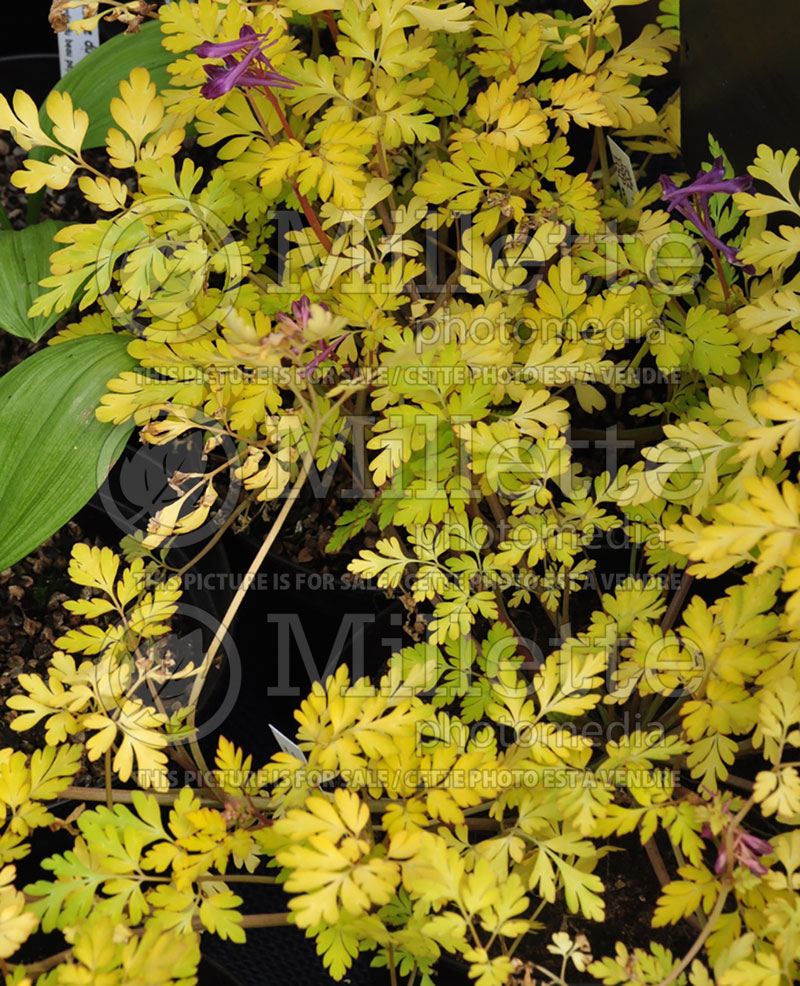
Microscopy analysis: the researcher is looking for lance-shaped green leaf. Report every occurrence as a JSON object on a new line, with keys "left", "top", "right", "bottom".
{"left": 0, "top": 220, "right": 69, "bottom": 340}
{"left": 0, "top": 333, "right": 136, "bottom": 571}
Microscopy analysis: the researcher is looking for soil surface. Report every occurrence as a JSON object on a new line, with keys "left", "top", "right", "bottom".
{"left": 0, "top": 510, "right": 109, "bottom": 785}
{"left": 517, "top": 831, "right": 696, "bottom": 973}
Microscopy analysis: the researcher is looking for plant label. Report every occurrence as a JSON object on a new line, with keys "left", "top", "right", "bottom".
{"left": 608, "top": 137, "right": 639, "bottom": 207}
{"left": 269, "top": 724, "right": 308, "bottom": 762}
{"left": 58, "top": 7, "right": 100, "bottom": 77}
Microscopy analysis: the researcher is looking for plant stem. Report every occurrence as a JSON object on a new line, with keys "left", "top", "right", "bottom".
{"left": 191, "top": 465, "right": 310, "bottom": 678}
{"left": 174, "top": 498, "right": 250, "bottom": 579}
{"left": 696, "top": 194, "right": 733, "bottom": 312}
{"left": 61, "top": 785, "right": 273, "bottom": 810}
{"left": 22, "top": 913, "right": 292, "bottom": 975}
{"left": 194, "top": 873, "right": 279, "bottom": 884}
{"left": 310, "top": 13, "right": 320, "bottom": 57}
{"left": 652, "top": 883, "right": 730, "bottom": 986}
{"left": 493, "top": 589, "right": 538, "bottom": 666}
{"left": 26, "top": 190, "right": 44, "bottom": 226}
{"left": 259, "top": 89, "right": 333, "bottom": 252}
{"left": 485, "top": 492, "right": 507, "bottom": 535}
{"left": 320, "top": 10, "right": 339, "bottom": 40}
{"left": 708, "top": 242, "right": 732, "bottom": 311}
{"left": 185, "top": 428, "right": 321, "bottom": 778}
{"left": 660, "top": 570, "right": 693, "bottom": 631}
{"left": 729, "top": 794, "right": 755, "bottom": 829}
{"left": 507, "top": 899, "right": 548, "bottom": 959}
{"left": 643, "top": 836, "right": 670, "bottom": 889}
{"left": 529, "top": 964, "right": 562, "bottom": 986}
{"left": 23, "top": 948, "right": 73, "bottom": 975}
{"left": 724, "top": 773, "right": 754, "bottom": 792}
{"left": 145, "top": 872, "right": 279, "bottom": 885}
{"left": 239, "top": 912, "right": 292, "bottom": 929}
{"left": 594, "top": 126, "right": 611, "bottom": 196}
{"left": 628, "top": 541, "right": 639, "bottom": 577}
{"left": 560, "top": 580, "right": 570, "bottom": 630}
{"left": 670, "top": 843, "right": 703, "bottom": 932}
{"left": 639, "top": 692, "right": 667, "bottom": 726}
{"left": 627, "top": 337, "right": 651, "bottom": 374}
{"left": 104, "top": 748, "right": 113, "bottom": 809}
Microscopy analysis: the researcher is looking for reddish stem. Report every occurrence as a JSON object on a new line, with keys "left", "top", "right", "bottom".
{"left": 695, "top": 193, "right": 732, "bottom": 311}
{"left": 261, "top": 87, "right": 333, "bottom": 252}
{"left": 262, "top": 85, "right": 295, "bottom": 142}
{"left": 320, "top": 10, "right": 339, "bottom": 40}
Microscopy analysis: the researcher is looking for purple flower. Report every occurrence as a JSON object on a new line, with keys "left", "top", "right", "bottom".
{"left": 276, "top": 295, "right": 312, "bottom": 336}
{"left": 290, "top": 295, "right": 311, "bottom": 329}
{"left": 701, "top": 816, "right": 773, "bottom": 876}
{"left": 302, "top": 335, "right": 344, "bottom": 377}
{"left": 738, "top": 831, "right": 774, "bottom": 874}
{"left": 660, "top": 157, "right": 754, "bottom": 270}
{"left": 197, "top": 25, "right": 296, "bottom": 99}
{"left": 195, "top": 25, "right": 267, "bottom": 59}
{"left": 275, "top": 296, "right": 344, "bottom": 375}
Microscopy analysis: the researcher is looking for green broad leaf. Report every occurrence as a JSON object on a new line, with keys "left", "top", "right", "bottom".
{"left": 0, "top": 333, "right": 136, "bottom": 572}
{"left": 0, "top": 220, "right": 69, "bottom": 340}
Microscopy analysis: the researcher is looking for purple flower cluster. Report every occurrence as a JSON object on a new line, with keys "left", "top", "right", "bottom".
{"left": 701, "top": 799, "right": 773, "bottom": 877}
{"left": 276, "top": 296, "right": 344, "bottom": 376}
{"left": 276, "top": 295, "right": 313, "bottom": 336}
{"left": 660, "top": 158, "right": 753, "bottom": 269}
{"left": 196, "top": 25, "right": 296, "bottom": 100}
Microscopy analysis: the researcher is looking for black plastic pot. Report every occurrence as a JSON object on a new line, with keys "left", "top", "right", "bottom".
{"left": 0, "top": 2, "right": 172, "bottom": 105}
{"left": 0, "top": 7, "right": 57, "bottom": 60}
{"left": 0, "top": 5, "right": 154, "bottom": 61}
{"left": 89, "top": 428, "right": 408, "bottom": 756}
{"left": 0, "top": 54, "right": 60, "bottom": 105}
{"left": 198, "top": 956, "right": 246, "bottom": 986}
{"left": 681, "top": 0, "right": 800, "bottom": 173}
{"left": 210, "top": 530, "right": 407, "bottom": 756}
{"left": 201, "top": 878, "right": 387, "bottom": 986}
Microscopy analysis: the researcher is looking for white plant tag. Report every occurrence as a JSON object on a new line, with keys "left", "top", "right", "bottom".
{"left": 607, "top": 137, "right": 639, "bottom": 207}
{"left": 58, "top": 7, "right": 100, "bottom": 77}
{"left": 269, "top": 724, "right": 307, "bottom": 762}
